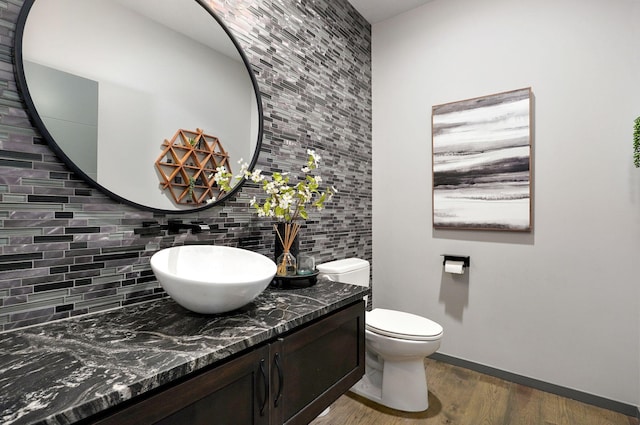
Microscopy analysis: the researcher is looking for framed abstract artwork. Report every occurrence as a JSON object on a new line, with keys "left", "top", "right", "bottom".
{"left": 432, "top": 87, "right": 533, "bottom": 231}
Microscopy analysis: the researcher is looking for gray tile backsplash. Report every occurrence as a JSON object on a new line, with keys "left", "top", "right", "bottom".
{"left": 0, "top": 0, "right": 371, "bottom": 331}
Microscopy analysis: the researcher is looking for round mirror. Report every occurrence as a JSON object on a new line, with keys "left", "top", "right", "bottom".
{"left": 15, "top": 0, "right": 263, "bottom": 213}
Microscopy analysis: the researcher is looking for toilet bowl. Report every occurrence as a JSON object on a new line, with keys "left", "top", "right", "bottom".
{"left": 316, "top": 258, "right": 443, "bottom": 412}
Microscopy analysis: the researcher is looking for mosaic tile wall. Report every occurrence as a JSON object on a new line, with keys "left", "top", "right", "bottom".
{"left": 0, "top": 0, "right": 372, "bottom": 332}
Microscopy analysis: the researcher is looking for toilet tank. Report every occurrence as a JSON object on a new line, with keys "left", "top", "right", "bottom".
{"left": 316, "top": 258, "right": 370, "bottom": 287}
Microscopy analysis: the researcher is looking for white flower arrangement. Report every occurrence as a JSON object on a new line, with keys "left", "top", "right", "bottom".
{"left": 213, "top": 149, "right": 337, "bottom": 223}
{"left": 213, "top": 149, "right": 336, "bottom": 276}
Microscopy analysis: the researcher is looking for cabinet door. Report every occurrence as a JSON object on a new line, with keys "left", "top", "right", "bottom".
{"left": 90, "top": 345, "right": 271, "bottom": 425}
{"left": 278, "top": 301, "right": 365, "bottom": 425}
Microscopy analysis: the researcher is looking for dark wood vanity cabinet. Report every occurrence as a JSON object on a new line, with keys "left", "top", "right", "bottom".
{"left": 89, "top": 301, "right": 364, "bottom": 425}
{"left": 276, "top": 300, "right": 365, "bottom": 425}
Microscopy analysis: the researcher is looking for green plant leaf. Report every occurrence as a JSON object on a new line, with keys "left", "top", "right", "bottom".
{"left": 634, "top": 116, "right": 640, "bottom": 168}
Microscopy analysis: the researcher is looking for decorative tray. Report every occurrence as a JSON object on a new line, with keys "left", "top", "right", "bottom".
{"left": 271, "top": 270, "right": 319, "bottom": 288}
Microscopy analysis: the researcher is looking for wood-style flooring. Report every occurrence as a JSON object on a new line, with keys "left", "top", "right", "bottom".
{"left": 310, "top": 358, "right": 639, "bottom": 425}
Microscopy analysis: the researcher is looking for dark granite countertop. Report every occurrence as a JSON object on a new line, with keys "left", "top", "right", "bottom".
{"left": 0, "top": 281, "right": 368, "bottom": 425}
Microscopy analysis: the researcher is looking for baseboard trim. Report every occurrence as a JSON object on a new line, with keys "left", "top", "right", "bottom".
{"left": 430, "top": 353, "right": 638, "bottom": 418}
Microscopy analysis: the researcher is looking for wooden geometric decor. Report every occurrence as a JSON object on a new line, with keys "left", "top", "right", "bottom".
{"left": 155, "top": 128, "right": 232, "bottom": 205}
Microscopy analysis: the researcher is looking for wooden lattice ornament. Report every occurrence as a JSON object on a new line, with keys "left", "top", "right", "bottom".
{"left": 155, "top": 128, "right": 231, "bottom": 205}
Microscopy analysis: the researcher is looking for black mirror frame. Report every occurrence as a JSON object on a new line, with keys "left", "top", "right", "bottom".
{"left": 13, "top": 0, "right": 263, "bottom": 214}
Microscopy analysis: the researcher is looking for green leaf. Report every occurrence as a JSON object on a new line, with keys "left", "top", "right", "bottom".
{"left": 634, "top": 116, "right": 640, "bottom": 168}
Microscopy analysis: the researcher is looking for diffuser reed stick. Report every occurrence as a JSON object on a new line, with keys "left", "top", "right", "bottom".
{"left": 275, "top": 223, "right": 300, "bottom": 276}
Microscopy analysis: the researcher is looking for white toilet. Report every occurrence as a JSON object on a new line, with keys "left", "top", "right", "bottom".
{"left": 317, "top": 258, "right": 443, "bottom": 412}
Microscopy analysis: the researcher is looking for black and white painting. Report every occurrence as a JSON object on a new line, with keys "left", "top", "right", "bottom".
{"left": 432, "top": 88, "right": 532, "bottom": 231}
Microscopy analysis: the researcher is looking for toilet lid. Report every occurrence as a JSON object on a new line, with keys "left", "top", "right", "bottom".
{"left": 366, "top": 308, "right": 443, "bottom": 341}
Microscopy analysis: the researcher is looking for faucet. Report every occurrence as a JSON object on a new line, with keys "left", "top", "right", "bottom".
{"left": 167, "top": 219, "right": 210, "bottom": 234}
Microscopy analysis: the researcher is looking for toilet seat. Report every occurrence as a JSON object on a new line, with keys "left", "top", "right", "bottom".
{"left": 366, "top": 308, "right": 443, "bottom": 341}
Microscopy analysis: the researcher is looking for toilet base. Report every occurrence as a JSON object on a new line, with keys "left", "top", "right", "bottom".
{"left": 350, "top": 356, "right": 429, "bottom": 412}
{"left": 350, "top": 371, "right": 383, "bottom": 404}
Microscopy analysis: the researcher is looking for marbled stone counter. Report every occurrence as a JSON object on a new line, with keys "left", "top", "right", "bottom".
{"left": 0, "top": 281, "right": 368, "bottom": 425}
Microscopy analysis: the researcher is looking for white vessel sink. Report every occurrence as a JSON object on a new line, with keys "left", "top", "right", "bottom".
{"left": 150, "top": 245, "right": 277, "bottom": 314}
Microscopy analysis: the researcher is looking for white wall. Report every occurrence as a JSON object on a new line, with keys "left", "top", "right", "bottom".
{"left": 372, "top": 0, "right": 640, "bottom": 406}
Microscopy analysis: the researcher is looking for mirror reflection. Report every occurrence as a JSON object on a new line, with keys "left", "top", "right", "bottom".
{"left": 18, "top": 0, "right": 262, "bottom": 211}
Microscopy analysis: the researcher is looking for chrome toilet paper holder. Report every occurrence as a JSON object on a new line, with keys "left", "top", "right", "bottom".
{"left": 441, "top": 255, "right": 470, "bottom": 268}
